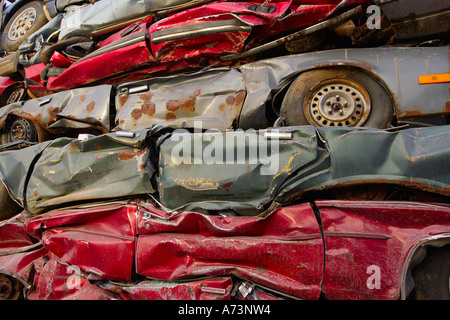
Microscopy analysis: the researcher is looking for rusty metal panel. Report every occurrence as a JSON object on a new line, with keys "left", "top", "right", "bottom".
{"left": 115, "top": 68, "right": 245, "bottom": 131}
{"left": 0, "top": 85, "right": 112, "bottom": 132}
{"left": 0, "top": 130, "right": 154, "bottom": 215}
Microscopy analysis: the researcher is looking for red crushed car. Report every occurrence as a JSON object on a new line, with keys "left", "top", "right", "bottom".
{"left": 0, "top": 200, "right": 449, "bottom": 300}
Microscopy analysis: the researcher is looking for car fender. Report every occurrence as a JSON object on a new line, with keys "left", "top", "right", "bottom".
{"left": 238, "top": 46, "right": 449, "bottom": 129}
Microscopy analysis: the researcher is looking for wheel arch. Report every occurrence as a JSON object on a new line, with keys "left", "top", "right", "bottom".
{"left": 270, "top": 61, "right": 399, "bottom": 124}
{"left": 400, "top": 234, "right": 450, "bottom": 300}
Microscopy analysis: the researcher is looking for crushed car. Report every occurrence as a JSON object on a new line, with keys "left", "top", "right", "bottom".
{"left": 0, "top": 124, "right": 449, "bottom": 217}
{"left": 0, "top": 124, "right": 449, "bottom": 300}
{"left": 0, "top": 45, "right": 448, "bottom": 150}
{"left": 0, "top": 0, "right": 448, "bottom": 101}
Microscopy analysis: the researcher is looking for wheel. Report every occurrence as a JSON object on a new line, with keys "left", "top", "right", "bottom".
{"left": 410, "top": 246, "right": 450, "bottom": 300}
{"left": 0, "top": 182, "right": 22, "bottom": 221}
{"left": 1, "top": 1, "right": 49, "bottom": 52}
{"left": 280, "top": 68, "right": 394, "bottom": 128}
{"left": 1, "top": 117, "right": 51, "bottom": 146}
{"left": 0, "top": 274, "right": 23, "bottom": 300}
{"left": 4, "top": 117, "right": 38, "bottom": 143}
{"left": 0, "top": 82, "right": 27, "bottom": 107}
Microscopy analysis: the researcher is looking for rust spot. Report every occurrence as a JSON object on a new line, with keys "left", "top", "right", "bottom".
{"left": 34, "top": 191, "right": 38, "bottom": 198}
{"left": 70, "top": 143, "right": 78, "bottom": 151}
{"left": 194, "top": 90, "right": 201, "bottom": 96}
{"left": 139, "top": 92, "right": 154, "bottom": 101}
{"left": 226, "top": 95, "right": 236, "bottom": 105}
{"left": 47, "top": 107, "right": 59, "bottom": 124}
{"left": 166, "top": 94, "right": 197, "bottom": 112}
{"left": 131, "top": 108, "right": 142, "bottom": 119}
{"left": 118, "top": 95, "right": 129, "bottom": 107}
{"left": 236, "top": 91, "right": 245, "bottom": 106}
{"left": 35, "top": 113, "right": 43, "bottom": 124}
{"left": 119, "top": 149, "right": 146, "bottom": 161}
{"left": 94, "top": 143, "right": 102, "bottom": 150}
{"left": 166, "top": 99, "right": 180, "bottom": 112}
{"left": 80, "top": 95, "right": 86, "bottom": 102}
{"left": 166, "top": 112, "right": 176, "bottom": 120}
{"left": 180, "top": 95, "right": 196, "bottom": 112}
{"left": 398, "top": 109, "right": 426, "bottom": 118}
{"left": 141, "top": 102, "right": 156, "bottom": 116}
{"left": 86, "top": 102, "right": 95, "bottom": 112}
{"left": 218, "top": 103, "right": 225, "bottom": 111}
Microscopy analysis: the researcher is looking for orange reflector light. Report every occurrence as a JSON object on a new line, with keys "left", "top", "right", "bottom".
{"left": 419, "top": 73, "right": 450, "bottom": 84}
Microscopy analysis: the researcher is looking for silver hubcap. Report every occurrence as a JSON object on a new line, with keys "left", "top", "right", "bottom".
{"left": 8, "top": 7, "right": 37, "bottom": 41}
{"left": 305, "top": 79, "right": 371, "bottom": 127}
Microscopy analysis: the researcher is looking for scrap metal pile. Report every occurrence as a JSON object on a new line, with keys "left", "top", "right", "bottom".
{"left": 0, "top": 0, "right": 449, "bottom": 300}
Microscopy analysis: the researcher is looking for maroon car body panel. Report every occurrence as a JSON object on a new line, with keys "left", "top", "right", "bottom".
{"left": 1, "top": 200, "right": 450, "bottom": 299}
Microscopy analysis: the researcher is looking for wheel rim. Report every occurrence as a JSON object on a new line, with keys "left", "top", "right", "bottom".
{"left": 0, "top": 275, "right": 20, "bottom": 300}
{"left": 6, "top": 87, "right": 25, "bottom": 104}
{"left": 10, "top": 119, "right": 34, "bottom": 142}
{"left": 8, "top": 7, "right": 37, "bottom": 41}
{"left": 304, "top": 78, "right": 372, "bottom": 127}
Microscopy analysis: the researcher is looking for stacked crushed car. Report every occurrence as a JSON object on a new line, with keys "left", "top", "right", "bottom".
{"left": 0, "top": 0, "right": 449, "bottom": 300}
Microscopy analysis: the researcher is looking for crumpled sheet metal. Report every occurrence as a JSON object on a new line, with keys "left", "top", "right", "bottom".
{"left": 316, "top": 200, "right": 450, "bottom": 299}
{"left": 276, "top": 125, "right": 450, "bottom": 204}
{"left": 2, "top": 200, "right": 450, "bottom": 300}
{"left": 0, "top": 130, "right": 154, "bottom": 215}
{"left": 0, "top": 215, "right": 48, "bottom": 294}
{"left": 237, "top": 46, "right": 449, "bottom": 128}
{"left": 25, "top": 202, "right": 138, "bottom": 281}
{"left": 0, "top": 125, "right": 449, "bottom": 217}
{"left": 157, "top": 126, "right": 318, "bottom": 214}
{"left": 0, "top": 85, "right": 112, "bottom": 133}
{"left": 59, "top": 0, "right": 152, "bottom": 40}
{"left": 157, "top": 125, "right": 450, "bottom": 214}
{"left": 115, "top": 68, "right": 246, "bottom": 131}
{"left": 136, "top": 202, "right": 324, "bottom": 299}
{"left": 23, "top": 201, "right": 323, "bottom": 299}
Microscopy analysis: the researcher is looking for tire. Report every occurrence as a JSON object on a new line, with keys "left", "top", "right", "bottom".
{"left": 0, "top": 82, "right": 27, "bottom": 107}
{"left": 410, "top": 245, "right": 450, "bottom": 300}
{"left": 280, "top": 68, "right": 394, "bottom": 128}
{"left": 0, "top": 274, "right": 23, "bottom": 299}
{"left": 0, "top": 181, "right": 22, "bottom": 221}
{"left": 1, "top": 1, "right": 49, "bottom": 52}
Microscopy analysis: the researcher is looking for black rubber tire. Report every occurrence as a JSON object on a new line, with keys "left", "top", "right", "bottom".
{"left": 410, "top": 246, "right": 450, "bottom": 300}
{"left": 1, "top": 1, "right": 49, "bottom": 52}
{"left": 0, "top": 181, "right": 22, "bottom": 221}
{"left": 280, "top": 67, "right": 394, "bottom": 128}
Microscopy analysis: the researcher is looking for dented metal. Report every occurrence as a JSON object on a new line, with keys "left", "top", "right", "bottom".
{"left": 0, "top": 124, "right": 448, "bottom": 216}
